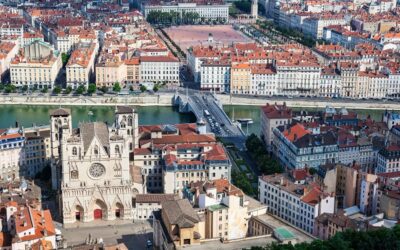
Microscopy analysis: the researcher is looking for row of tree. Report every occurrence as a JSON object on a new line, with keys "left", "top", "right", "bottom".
{"left": 246, "top": 224, "right": 400, "bottom": 250}
{"left": 146, "top": 10, "right": 227, "bottom": 26}
{"left": 246, "top": 134, "right": 283, "bottom": 175}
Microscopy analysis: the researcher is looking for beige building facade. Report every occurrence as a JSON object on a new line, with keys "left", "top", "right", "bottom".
{"left": 10, "top": 41, "right": 62, "bottom": 90}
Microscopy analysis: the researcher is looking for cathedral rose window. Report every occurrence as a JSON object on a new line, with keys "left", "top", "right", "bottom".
{"left": 89, "top": 163, "right": 106, "bottom": 178}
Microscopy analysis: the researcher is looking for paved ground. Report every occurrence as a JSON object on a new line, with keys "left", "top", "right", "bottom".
{"left": 60, "top": 220, "right": 153, "bottom": 249}
{"left": 186, "top": 236, "right": 277, "bottom": 250}
{"left": 164, "top": 25, "right": 252, "bottom": 52}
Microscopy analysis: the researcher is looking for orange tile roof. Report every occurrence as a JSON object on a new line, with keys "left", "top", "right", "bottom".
{"left": 283, "top": 123, "right": 310, "bottom": 142}
{"left": 15, "top": 206, "right": 55, "bottom": 242}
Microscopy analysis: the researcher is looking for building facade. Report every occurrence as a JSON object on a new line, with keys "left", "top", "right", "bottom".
{"left": 54, "top": 106, "right": 143, "bottom": 224}
{"left": 259, "top": 174, "right": 335, "bottom": 234}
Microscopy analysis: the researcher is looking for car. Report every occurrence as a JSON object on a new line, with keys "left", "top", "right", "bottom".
{"left": 146, "top": 240, "right": 153, "bottom": 248}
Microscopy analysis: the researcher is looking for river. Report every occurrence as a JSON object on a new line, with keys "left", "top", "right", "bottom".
{"left": 0, "top": 105, "right": 391, "bottom": 136}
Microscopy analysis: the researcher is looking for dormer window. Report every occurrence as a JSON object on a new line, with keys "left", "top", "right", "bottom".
{"left": 72, "top": 147, "right": 77, "bottom": 156}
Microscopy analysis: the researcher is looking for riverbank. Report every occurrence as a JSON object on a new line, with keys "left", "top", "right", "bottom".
{"left": 218, "top": 95, "right": 400, "bottom": 110}
{"left": 0, "top": 92, "right": 399, "bottom": 110}
{"left": 0, "top": 93, "right": 174, "bottom": 106}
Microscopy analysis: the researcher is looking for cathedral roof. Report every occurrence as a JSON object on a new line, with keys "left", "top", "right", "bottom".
{"left": 50, "top": 108, "right": 70, "bottom": 117}
{"left": 80, "top": 122, "right": 110, "bottom": 154}
{"left": 115, "top": 106, "right": 134, "bottom": 114}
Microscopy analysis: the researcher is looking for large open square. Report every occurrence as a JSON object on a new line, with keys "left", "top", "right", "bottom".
{"left": 164, "top": 25, "right": 252, "bottom": 52}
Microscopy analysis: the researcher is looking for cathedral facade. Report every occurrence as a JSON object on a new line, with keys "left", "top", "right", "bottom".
{"left": 51, "top": 106, "right": 144, "bottom": 224}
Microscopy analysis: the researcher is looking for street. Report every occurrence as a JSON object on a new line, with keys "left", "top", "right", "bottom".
{"left": 61, "top": 221, "right": 153, "bottom": 249}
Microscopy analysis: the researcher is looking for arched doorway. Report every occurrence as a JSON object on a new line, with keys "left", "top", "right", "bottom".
{"left": 93, "top": 200, "right": 107, "bottom": 220}
{"left": 75, "top": 205, "right": 84, "bottom": 222}
{"left": 115, "top": 202, "right": 124, "bottom": 219}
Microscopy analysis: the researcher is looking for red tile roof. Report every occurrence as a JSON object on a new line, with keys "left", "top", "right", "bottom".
{"left": 261, "top": 103, "right": 292, "bottom": 119}
{"left": 283, "top": 123, "right": 310, "bottom": 142}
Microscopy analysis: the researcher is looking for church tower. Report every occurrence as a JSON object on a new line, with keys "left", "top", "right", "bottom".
{"left": 114, "top": 106, "right": 139, "bottom": 153}
{"left": 50, "top": 108, "right": 72, "bottom": 190}
{"left": 251, "top": 0, "right": 258, "bottom": 19}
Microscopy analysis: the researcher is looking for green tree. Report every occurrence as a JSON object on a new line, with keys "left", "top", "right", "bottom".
{"left": 53, "top": 86, "right": 62, "bottom": 94}
{"left": 88, "top": 83, "right": 97, "bottom": 95}
{"left": 41, "top": 86, "right": 48, "bottom": 93}
{"left": 4, "top": 84, "right": 16, "bottom": 93}
{"left": 245, "top": 134, "right": 284, "bottom": 175}
{"left": 113, "top": 82, "right": 121, "bottom": 92}
{"left": 153, "top": 84, "right": 159, "bottom": 92}
{"left": 61, "top": 53, "right": 70, "bottom": 66}
{"left": 231, "top": 170, "right": 254, "bottom": 195}
{"left": 140, "top": 85, "right": 147, "bottom": 92}
{"left": 21, "top": 85, "right": 28, "bottom": 92}
{"left": 100, "top": 86, "right": 108, "bottom": 93}
{"left": 64, "top": 86, "right": 72, "bottom": 94}
{"left": 32, "top": 84, "right": 38, "bottom": 92}
{"left": 75, "top": 85, "right": 86, "bottom": 95}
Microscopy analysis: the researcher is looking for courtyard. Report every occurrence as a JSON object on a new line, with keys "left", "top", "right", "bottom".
{"left": 163, "top": 25, "right": 252, "bottom": 52}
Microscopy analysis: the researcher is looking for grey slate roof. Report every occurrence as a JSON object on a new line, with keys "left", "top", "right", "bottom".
{"left": 116, "top": 106, "right": 134, "bottom": 114}
{"left": 80, "top": 122, "right": 110, "bottom": 154}
{"left": 50, "top": 108, "right": 71, "bottom": 117}
{"left": 162, "top": 199, "right": 200, "bottom": 228}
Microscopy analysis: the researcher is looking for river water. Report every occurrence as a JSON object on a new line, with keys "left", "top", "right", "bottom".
{"left": 0, "top": 105, "right": 391, "bottom": 136}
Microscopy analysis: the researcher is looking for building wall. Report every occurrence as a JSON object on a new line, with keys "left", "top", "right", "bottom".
{"left": 96, "top": 63, "right": 127, "bottom": 87}
{"left": 10, "top": 56, "right": 62, "bottom": 89}
{"left": 380, "top": 193, "right": 400, "bottom": 220}
{"left": 230, "top": 64, "right": 251, "bottom": 94}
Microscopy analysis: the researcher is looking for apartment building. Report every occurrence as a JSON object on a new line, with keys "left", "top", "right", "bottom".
{"left": 139, "top": 55, "right": 180, "bottom": 87}
{"left": 125, "top": 57, "right": 140, "bottom": 85}
{"left": 250, "top": 64, "right": 277, "bottom": 96}
{"left": 200, "top": 59, "right": 230, "bottom": 93}
{"left": 23, "top": 127, "right": 51, "bottom": 179}
{"left": 260, "top": 103, "right": 292, "bottom": 152}
{"left": 313, "top": 212, "right": 360, "bottom": 240}
{"left": 275, "top": 60, "right": 321, "bottom": 97}
{"left": 259, "top": 174, "right": 335, "bottom": 234}
{"left": 376, "top": 144, "right": 400, "bottom": 173}
{"left": 317, "top": 164, "right": 359, "bottom": 209}
{"left": 184, "top": 178, "right": 267, "bottom": 240}
{"left": 21, "top": 32, "right": 44, "bottom": 47}
{"left": 133, "top": 122, "right": 231, "bottom": 194}
{"left": 96, "top": 55, "right": 127, "bottom": 87}
{"left": 142, "top": 1, "right": 229, "bottom": 21}
{"left": 273, "top": 123, "right": 338, "bottom": 169}
{"left": 10, "top": 41, "right": 62, "bottom": 90}
{"left": 0, "top": 42, "right": 18, "bottom": 81}
{"left": 2, "top": 203, "right": 56, "bottom": 250}
{"left": 54, "top": 28, "right": 97, "bottom": 54}
{"left": 230, "top": 63, "right": 251, "bottom": 94}
{"left": 319, "top": 65, "right": 341, "bottom": 98}
{"left": 303, "top": 14, "right": 347, "bottom": 39}
{"left": 66, "top": 42, "right": 98, "bottom": 89}
{"left": 0, "top": 128, "right": 25, "bottom": 182}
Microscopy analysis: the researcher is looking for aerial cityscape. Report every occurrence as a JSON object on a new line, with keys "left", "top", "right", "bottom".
{"left": 0, "top": 0, "right": 400, "bottom": 249}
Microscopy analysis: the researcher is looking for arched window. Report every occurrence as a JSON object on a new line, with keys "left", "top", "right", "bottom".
{"left": 128, "top": 116, "right": 133, "bottom": 126}
{"left": 127, "top": 130, "right": 130, "bottom": 135}
{"left": 115, "top": 145, "right": 120, "bottom": 155}
{"left": 94, "top": 145, "right": 99, "bottom": 155}
{"left": 72, "top": 147, "right": 77, "bottom": 156}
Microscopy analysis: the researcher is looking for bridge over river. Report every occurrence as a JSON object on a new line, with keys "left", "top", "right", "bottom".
{"left": 173, "top": 90, "right": 246, "bottom": 148}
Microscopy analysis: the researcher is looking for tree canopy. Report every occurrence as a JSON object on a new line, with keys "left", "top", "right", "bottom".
{"left": 246, "top": 134, "right": 283, "bottom": 175}
{"left": 245, "top": 225, "right": 400, "bottom": 250}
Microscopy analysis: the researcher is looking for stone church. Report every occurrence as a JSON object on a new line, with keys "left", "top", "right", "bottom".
{"left": 50, "top": 106, "right": 144, "bottom": 224}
